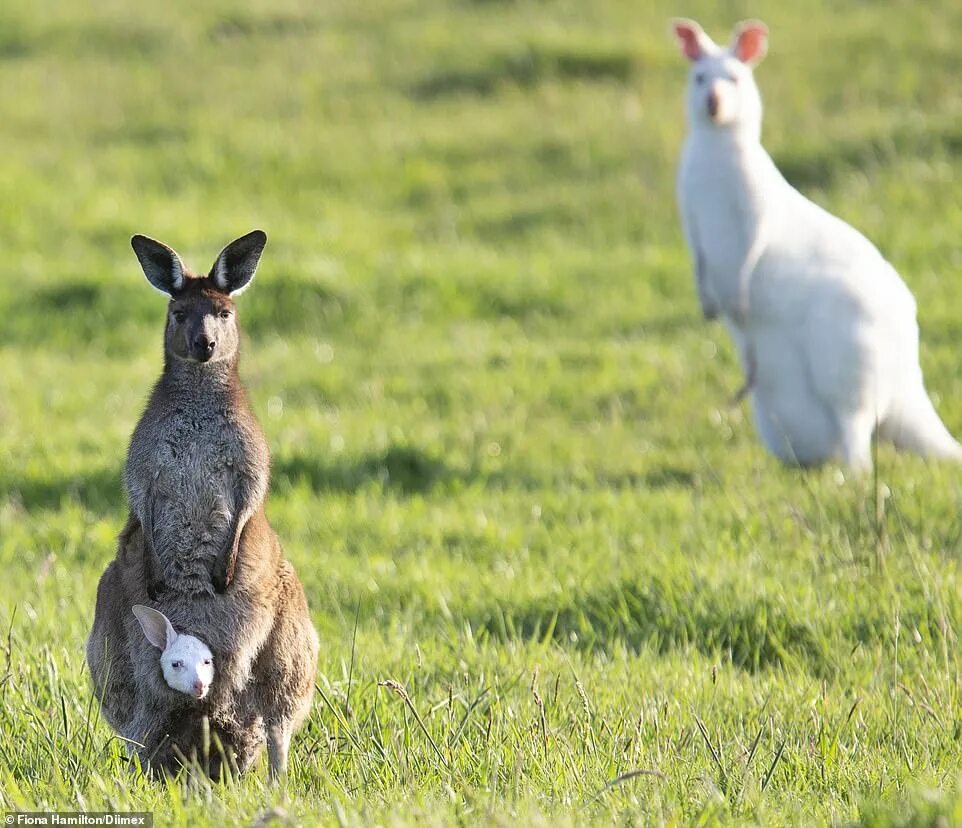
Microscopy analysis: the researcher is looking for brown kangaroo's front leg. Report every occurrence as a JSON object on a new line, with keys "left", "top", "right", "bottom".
{"left": 212, "top": 481, "right": 254, "bottom": 593}
{"left": 120, "top": 510, "right": 166, "bottom": 600}
{"left": 212, "top": 517, "right": 242, "bottom": 593}
{"left": 140, "top": 502, "right": 168, "bottom": 599}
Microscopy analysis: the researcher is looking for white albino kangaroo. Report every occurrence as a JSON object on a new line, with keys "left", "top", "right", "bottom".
{"left": 674, "top": 18, "right": 962, "bottom": 468}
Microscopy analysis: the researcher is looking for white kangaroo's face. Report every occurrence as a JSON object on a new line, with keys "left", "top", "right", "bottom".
{"left": 687, "top": 53, "right": 761, "bottom": 129}
{"left": 160, "top": 634, "right": 215, "bottom": 699}
{"left": 132, "top": 605, "right": 215, "bottom": 700}
{"left": 674, "top": 19, "right": 768, "bottom": 133}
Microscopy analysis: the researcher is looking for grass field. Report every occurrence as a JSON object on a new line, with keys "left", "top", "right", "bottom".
{"left": 4, "top": 0, "right": 962, "bottom": 824}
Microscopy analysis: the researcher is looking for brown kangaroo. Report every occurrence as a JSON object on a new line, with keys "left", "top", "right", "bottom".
{"left": 125, "top": 230, "right": 270, "bottom": 596}
{"left": 86, "top": 231, "right": 318, "bottom": 779}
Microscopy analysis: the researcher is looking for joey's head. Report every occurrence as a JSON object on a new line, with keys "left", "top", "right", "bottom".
{"left": 673, "top": 19, "right": 768, "bottom": 137}
{"left": 132, "top": 604, "right": 214, "bottom": 700}
{"left": 130, "top": 230, "right": 267, "bottom": 366}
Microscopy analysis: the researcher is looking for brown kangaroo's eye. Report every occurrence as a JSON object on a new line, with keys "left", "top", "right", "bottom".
{"left": 218, "top": 310, "right": 231, "bottom": 320}
{"left": 172, "top": 310, "right": 185, "bottom": 323}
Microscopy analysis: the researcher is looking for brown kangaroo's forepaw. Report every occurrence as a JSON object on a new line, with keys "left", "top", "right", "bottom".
{"left": 212, "top": 556, "right": 235, "bottom": 594}
{"left": 212, "top": 524, "right": 243, "bottom": 594}
{"left": 146, "top": 577, "right": 167, "bottom": 601}
{"left": 212, "top": 571, "right": 229, "bottom": 594}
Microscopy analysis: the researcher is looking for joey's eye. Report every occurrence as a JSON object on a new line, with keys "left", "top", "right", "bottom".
{"left": 694, "top": 72, "right": 706, "bottom": 85}
{"left": 203, "top": 659, "right": 212, "bottom": 666}
{"left": 171, "top": 660, "right": 184, "bottom": 670}
{"left": 172, "top": 310, "right": 185, "bottom": 323}
{"left": 218, "top": 310, "right": 231, "bottom": 320}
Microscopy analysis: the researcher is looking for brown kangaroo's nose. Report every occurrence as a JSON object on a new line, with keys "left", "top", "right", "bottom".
{"left": 190, "top": 334, "right": 217, "bottom": 362}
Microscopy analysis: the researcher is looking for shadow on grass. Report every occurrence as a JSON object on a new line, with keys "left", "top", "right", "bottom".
{"left": 468, "top": 201, "right": 586, "bottom": 243}
{"left": 0, "top": 276, "right": 347, "bottom": 351}
{"left": 241, "top": 276, "right": 348, "bottom": 338}
{"left": 0, "top": 466, "right": 123, "bottom": 513}
{"left": 775, "top": 121, "right": 962, "bottom": 190}
{"left": 471, "top": 574, "right": 832, "bottom": 676}
{"left": 410, "top": 44, "right": 633, "bottom": 100}
{"left": 274, "top": 446, "right": 472, "bottom": 496}
{"left": 0, "top": 280, "right": 157, "bottom": 353}
{"left": 208, "top": 11, "right": 318, "bottom": 41}
{"left": 472, "top": 283, "right": 569, "bottom": 321}
{"left": 603, "top": 467, "right": 697, "bottom": 490}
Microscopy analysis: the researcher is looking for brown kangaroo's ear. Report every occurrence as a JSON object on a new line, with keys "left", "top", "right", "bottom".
{"left": 131, "top": 235, "right": 187, "bottom": 296}
{"left": 210, "top": 229, "right": 267, "bottom": 296}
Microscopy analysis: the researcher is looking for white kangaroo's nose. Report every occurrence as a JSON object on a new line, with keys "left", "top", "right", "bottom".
{"left": 193, "top": 680, "right": 208, "bottom": 698}
{"left": 708, "top": 88, "right": 721, "bottom": 119}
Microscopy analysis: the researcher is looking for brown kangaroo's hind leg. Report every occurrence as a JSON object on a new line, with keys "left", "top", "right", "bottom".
{"left": 266, "top": 719, "right": 292, "bottom": 780}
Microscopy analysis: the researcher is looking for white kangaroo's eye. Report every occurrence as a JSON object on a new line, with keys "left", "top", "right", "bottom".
{"left": 203, "top": 659, "right": 212, "bottom": 666}
{"left": 171, "top": 660, "right": 184, "bottom": 670}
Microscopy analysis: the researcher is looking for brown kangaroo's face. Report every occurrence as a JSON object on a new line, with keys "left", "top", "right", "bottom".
{"left": 166, "top": 281, "right": 240, "bottom": 364}
{"left": 130, "top": 230, "right": 267, "bottom": 367}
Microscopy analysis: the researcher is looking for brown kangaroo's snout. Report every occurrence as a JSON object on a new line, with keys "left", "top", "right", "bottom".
{"left": 167, "top": 283, "right": 239, "bottom": 365}
{"left": 192, "top": 333, "right": 215, "bottom": 362}
{"left": 182, "top": 300, "right": 220, "bottom": 363}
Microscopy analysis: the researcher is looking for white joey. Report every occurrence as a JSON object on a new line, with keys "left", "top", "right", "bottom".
{"left": 132, "top": 604, "right": 214, "bottom": 700}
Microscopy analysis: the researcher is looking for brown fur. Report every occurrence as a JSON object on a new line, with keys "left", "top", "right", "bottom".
{"left": 124, "top": 232, "right": 271, "bottom": 597}
{"left": 86, "top": 514, "right": 318, "bottom": 778}
{"left": 87, "top": 232, "right": 318, "bottom": 779}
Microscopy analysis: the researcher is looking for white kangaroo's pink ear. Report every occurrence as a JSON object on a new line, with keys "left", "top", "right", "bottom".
{"left": 672, "top": 19, "right": 713, "bottom": 62}
{"left": 730, "top": 20, "right": 768, "bottom": 66}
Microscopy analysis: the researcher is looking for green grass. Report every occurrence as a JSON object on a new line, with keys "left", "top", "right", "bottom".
{"left": 3, "top": 0, "right": 962, "bottom": 824}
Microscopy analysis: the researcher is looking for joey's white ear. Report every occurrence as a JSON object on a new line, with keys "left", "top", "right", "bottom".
{"left": 132, "top": 605, "right": 177, "bottom": 651}
{"left": 672, "top": 18, "right": 714, "bottom": 62}
{"left": 131, "top": 235, "right": 187, "bottom": 296}
{"left": 730, "top": 20, "right": 768, "bottom": 66}
{"left": 210, "top": 229, "right": 267, "bottom": 296}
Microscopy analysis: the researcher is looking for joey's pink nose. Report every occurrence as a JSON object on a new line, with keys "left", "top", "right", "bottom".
{"left": 193, "top": 681, "right": 208, "bottom": 698}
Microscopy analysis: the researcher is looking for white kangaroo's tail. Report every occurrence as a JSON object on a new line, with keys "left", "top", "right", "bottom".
{"left": 880, "top": 385, "right": 962, "bottom": 461}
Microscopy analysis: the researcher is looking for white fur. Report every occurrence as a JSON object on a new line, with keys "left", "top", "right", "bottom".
{"left": 131, "top": 234, "right": 187, "bottom": 296}
{"left": 674, "top": 19, "right": 962, "bottom": 468}
{"left": 210, "top": 230, "right": 265, "bottom": 296}
{"left": 212, "top": 256, "right": 229, "bottom": 292}
{"left": 142, "top": 274, "right": 182, "bottom": 298}
{"left": 132, "top": 605, "right": 214, "bottom": 700}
